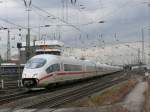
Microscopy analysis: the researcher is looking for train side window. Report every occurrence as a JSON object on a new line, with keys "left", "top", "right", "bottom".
{"left": 86, "top": 66, "right": 96, "bottom": 71}
{"left": 46, "top": 64, "right": 60, "bottom": 73}
{"left": 64, "top": 64, "right": 82, "bottom": 71}
{"left": 53, "top": 64, "right": 60, "bottom": 71}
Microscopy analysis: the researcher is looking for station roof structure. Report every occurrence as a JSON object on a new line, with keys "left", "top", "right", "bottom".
{"left": 21, "top": 40, "right": 64, "bottom": 47}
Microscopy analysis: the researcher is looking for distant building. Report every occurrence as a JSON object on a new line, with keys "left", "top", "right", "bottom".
{"left": 35, "top": 40, "right": 63, "bottom": 55}
{"left": 18, "top": 40, "right": 64, "bottom": 64}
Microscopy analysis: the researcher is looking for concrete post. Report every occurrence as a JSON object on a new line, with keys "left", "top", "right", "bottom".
{"left": 17, "top": 80, "right": 20, "bottom": 87}
{"left": 20, "top": 80, "right": 23, "bottom": 87}
{"left": 1, "top": 80, "right": 4, "bottom": 89}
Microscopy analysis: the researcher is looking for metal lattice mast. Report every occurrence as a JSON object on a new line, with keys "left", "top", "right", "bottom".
{"left": 148, "top": 2, "right": 150, "bottom": 68}
{"left": 149, "top": 28, "right": 150, "bottom": 68}
{"left": 141, "top": 28, "right": 145, "bottom": 64}
{"left": 23, "top": 0, "right": 32, "bottom": 61}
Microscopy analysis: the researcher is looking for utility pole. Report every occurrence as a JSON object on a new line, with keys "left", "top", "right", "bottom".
{"left": 141, "top": 28, "right": 145, "bottom": 64}
{"left": 24, "top": 0, "right": 32, "bottom": 61}
{"left": 149, "top": 2, "right": 150, "bottom": 69}
{"left": 7, "top": 30, "right": 11, "bottom": 62}
{"left": 147, "top": 2, "right": 150, "bottom": 69}
{"left": 138, "top": 48, "right": 141, "bottom": 65}
{"left": 149, "top": 27, "right": 150, "bottom": 68}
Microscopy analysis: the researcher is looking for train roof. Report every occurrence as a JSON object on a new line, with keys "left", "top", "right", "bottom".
{"left": 29, "top": 54, "right": 95, "bottom": 65}
{"left": 29, "top": 55, "right": 122, "bottom": 69}
{"left": 96, "top": 63, "right": 121, "bottom": 68}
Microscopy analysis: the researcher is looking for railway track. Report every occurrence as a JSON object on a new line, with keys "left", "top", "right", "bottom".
{"left": 0, "top": 90, "right": 27, "bottom": 104}
{"left": 0, "top": 71, "right": 128, "bottom": 109}
{"left": 0, "top": 88, "right": 60, "bottom": 106}
{"left": 0, "top": 71, "right": 121, "bottom": 105}
{"left": 28, "top": 73, "right": 128, "bottom": 108}
{"left": 0, "top": 80, "right": 93, "bottom": 105}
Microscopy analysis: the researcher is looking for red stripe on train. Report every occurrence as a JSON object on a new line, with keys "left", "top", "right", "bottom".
{"left": 57, "top": 71, "right": 96, "bottom": 75}
{"left": 39, "top": 74, "right": 53, "bottom": 82}
{"left": 39, "top": 71, "right": 96, "bottom": 82}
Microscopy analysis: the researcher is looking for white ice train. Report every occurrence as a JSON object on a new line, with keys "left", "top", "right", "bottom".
{"left": 22, "top": 54, "right": 122, "bottom": 88}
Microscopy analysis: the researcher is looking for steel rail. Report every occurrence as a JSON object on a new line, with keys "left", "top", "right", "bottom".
{"left": 0, "top": 71, "right": 125, "bottom": 109}
{"left": 27, "top": 75, "right": 128, "bottom": 108}
{"left": 11, "top": 72, "right": 126, "bottom": 109}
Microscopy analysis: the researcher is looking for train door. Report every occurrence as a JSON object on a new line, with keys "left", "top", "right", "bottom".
{"left": 45, "top": 64, "right": 61, "bottom": 83}
{"left": 82, "top": 63, "right": 86, "bottom": 79}
{"left": 52, "top": 64, "right": 61, "bottom": 83}
{"left": 54, "top": 62, "right": 64, "bottom": 82}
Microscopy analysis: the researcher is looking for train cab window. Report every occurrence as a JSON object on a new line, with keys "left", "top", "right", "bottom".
{"left": 46, "top": 64, "right": 60, "bottom": 73}
{"left": 25, "top": 58, "right": 46, "bottom": 69}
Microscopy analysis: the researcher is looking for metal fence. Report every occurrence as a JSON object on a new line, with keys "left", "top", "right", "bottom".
{"left": 0, "top": 79, "right": 23, "bottom": 89}
{"left": 0, "top": 65, "right": 24, "bottom": 75}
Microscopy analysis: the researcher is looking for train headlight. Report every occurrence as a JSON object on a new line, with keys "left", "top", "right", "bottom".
{"left": 33, "top": 73, "right": 38, "bottom": 78}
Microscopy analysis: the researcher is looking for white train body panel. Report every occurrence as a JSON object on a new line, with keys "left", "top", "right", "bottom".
{"left": 22, "top": 54, "right": 121, "bottom": 88}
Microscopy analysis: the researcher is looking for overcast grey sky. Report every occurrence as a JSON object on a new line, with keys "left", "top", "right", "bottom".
{"left": 0, "top": 0, "right": 149, "bottom": 57}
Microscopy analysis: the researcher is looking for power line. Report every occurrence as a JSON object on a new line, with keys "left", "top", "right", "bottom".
{"left": 31, "top": 4, "right": 81, "bottom": 32}
{"left": 16, "top": 0, "right": 94, "bottom": 33}
{"left": 73, "top": 0, "right": 142, "bottom": 26}
{"left": 0, "top": 17, "right": 26, "bottom": 29}
{"left": 74, "top": 2, "right": 95, "bottom": 23}
{"left": 95, "top": 0, "right": 141, "bottom": 23}
{"left": 0, "top": 0, "right": 26, "bottom": 29}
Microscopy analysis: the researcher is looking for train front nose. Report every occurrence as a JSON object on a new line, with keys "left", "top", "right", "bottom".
{"left": 22, "top": 71, "right": 39, "bottom": 87}
{"left": 22, "top": 78, "right": 38, "bottom": 87}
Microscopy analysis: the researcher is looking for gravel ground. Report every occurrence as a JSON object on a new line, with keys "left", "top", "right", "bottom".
{"left": 0, "top": 107, "right": 126, "bottom": 112}
{"left": 0, "top": 74, "right": 146, "bottom": 112}
{"left": 123, "top": 81, "right": 148, "bottom": 112}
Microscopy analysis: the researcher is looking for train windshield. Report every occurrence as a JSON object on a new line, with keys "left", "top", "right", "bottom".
{"left": 25, "top": 58, "right": 47, "bottom": 69}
